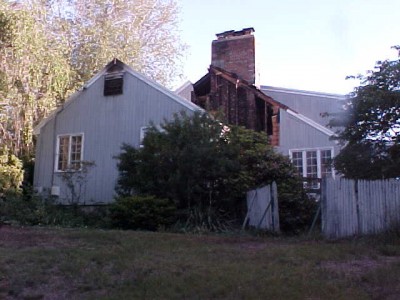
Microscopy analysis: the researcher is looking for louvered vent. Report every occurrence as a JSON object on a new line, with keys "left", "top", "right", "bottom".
{"left": 104, "top": 73, "right": 124, "bottom": 96}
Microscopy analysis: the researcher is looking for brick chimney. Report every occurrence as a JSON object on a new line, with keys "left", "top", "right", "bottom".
{"left": 211, "top": 27, "right": 255, "bottom": 84}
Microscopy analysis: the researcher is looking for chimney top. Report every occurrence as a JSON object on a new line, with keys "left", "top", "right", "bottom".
{"left": 215, "top": 27, "right": 255, "bottom": 40}
{"left": 211, "top": 27, "right": 256, "bottom": 84}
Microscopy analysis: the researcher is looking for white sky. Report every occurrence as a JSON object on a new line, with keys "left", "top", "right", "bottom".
{"left": 177, "top": 0, "right": 400, "bottom": 94}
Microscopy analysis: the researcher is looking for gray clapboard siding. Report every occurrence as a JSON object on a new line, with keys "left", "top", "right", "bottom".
{"left": 322, "top": 178, "right": 400, "bottom": 238}
{"left": 278, "top": 109, "right": 341, "bottom": 156}
{"left": 175, "top": 81, "right": 194, "bottom": 102}
{"left": 33, "top": 116, "right": 56, "bottom": 192}
{"left": 262, "top": 86, "right": 345, "bottom": 127}
{"left": 34, "top": 62, "right": 200, "bottom": 204}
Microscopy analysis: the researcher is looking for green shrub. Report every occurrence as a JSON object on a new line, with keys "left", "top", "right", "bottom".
{"left": 278, "top": 178, "right": 318, "bottom": 234}
{"left": 109, "top": 195, "right": 176, "bottom": 230}
{"left": 0, "top": 192, "right": 109, "bottom": 228}
{"left": 0, "top": 192, "right": 46, "bottom": 225}
{"left": 0, "top": 147, "right": 23, "bottom": 196}
{"left": 116, "top": 112, "right": 300, "bottom": 232}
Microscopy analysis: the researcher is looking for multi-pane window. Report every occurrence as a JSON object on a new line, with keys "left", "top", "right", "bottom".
{"left": 289, "top": 148, "right": 333, "bottom": 187}
{"left": 306, "top": 151, "right": 318, "bottom": 178}
{"left": 321, "top": 149, "right": 332, "bottom": 177}
{"left": 58, "top": 136, "right": 70, "bottom": 171}
{"left": 56, "top": 134, "right": 83, "bottom": 171}
{"left": 292, "top": 151, "right": 303, "bottom": 176}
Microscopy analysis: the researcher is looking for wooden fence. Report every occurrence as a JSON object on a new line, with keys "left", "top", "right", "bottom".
{"left": 243, "top": 182, "right": 280, "bottom": 233}
{"left": 321, "top": 178, "right": 400, "bottom": 238}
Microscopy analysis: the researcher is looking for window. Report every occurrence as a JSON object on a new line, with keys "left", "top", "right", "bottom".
{"left": 321, "top": 149, "right": 333, "bottom": 177}
{"left": 292, "top": 151, "right": 303, "bottom": 175}
{"left": 289, "top": 148, "right": 333, "bottom": 188}
{"left": 56, "top": 134, "right": 83, "bottom": 171}
{"left": 104, "top": 73, "right": 123, "bottom": 96}
{"left": 306, "top": 151, "right": 318, "bottom": 178}
{"left": 139, "top": 126, "right": 149, "bottom": 148}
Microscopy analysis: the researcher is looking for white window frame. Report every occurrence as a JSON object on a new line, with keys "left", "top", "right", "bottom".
{"left": 139, "top": 125, "right": 165, "bottom": 148}
{"left": 289, "top": 147, "right": 335, "bottom": 179}
{"left": 139, "top": 126, "right": 149, "bottom": 148}
{"left": 55, "top": 133, "right": 84, "bottom": 172}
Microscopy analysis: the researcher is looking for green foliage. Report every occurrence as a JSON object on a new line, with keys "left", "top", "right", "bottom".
{"left": 0, "top": 0, "right": 78, "bottom": 156}
{"left": 116, "top": 112, "right": 304, "bottom": 232}
{"left": 116, "top": 112, "right": 237, "bottom": 211}
{"left": 334, "top": 142, "right": 400, "bottom": 179}
{"left": 0, "top": 147, "right": 23, "bottom": 195}
{"left": 332, "top": 46, "right": 400, "bottom": 179}
{"left": 278, "top": 178, "right": 318, "bottom": 234}
{"left": 1, "top": 192, "right": 52, "bottom": 225}
{"left": 0, "top": 0, "right": 185, "bottom": 157}
{"left": 0, "top": 191, "right": 109, "bottom": 227}
{"left": 109, "top": 195, "right": 176, "bottom": 230}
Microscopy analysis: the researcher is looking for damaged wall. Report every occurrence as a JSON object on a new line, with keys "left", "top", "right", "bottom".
{"left": 191, "top": 28, "right": 283, "bottom": 146}
{"left": 192, "top": 69, "right": 282, "bottom": 146}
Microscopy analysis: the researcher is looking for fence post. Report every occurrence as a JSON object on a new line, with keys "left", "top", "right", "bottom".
{"left": 320, "top": 178, "right": 327, "bottom": 235}
{"left": 354, "top": 179, "right": 361, "bottom": 235}
{"left": 242, "top": 189, "right": 257, "bottom": 230}
{"left": 271, "top": 182, "right": 280, "bottom": 233}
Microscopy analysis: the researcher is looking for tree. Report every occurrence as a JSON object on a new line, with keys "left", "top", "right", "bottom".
{"left": 0, "top": 0, "right": 185, "bottom": 157}
{"left": 116, "top": 112, "right": 312, "bottom": 230}
{"left": 0, "top": 0, "right": 77, "bottom": 157}
{"left": 48, "top": 0, "right": 185, "bottom": 87}
{"left": 332, "top": 46, "right": 400, "bottom": 179}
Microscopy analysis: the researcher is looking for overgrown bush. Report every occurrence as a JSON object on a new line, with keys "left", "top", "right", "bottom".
{"left": 116, "top": 112, "right": 299, "bottom": 232}
{"left": 277, "top": 177, "right": 318, "bottom": 234}
{"left": 0, "top": 147, "right": 23, "bottom": 196}
{"left": 0, "top": 192, "right": 46, "bottom": 225}
{"left": 109, "top": 195, "right": 176, "bottom": 230}
{"left": 0, "top": 192, "right": 109, "bottom": 228}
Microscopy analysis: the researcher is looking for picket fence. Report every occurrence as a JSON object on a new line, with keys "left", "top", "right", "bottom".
{"left": 243, "top": 182, "right": 280, "bottom": 233}
{"left": 321, "top": 178, "right": 400, "bottom": 238}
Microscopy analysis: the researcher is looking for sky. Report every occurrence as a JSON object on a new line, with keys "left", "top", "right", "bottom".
{"left": 177, "top": 0, "right": 400, "bottom": 94}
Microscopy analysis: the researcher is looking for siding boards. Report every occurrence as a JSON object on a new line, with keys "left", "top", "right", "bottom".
{"left": 278, "top": 110, "right": 340, "bottom": 156}
{"left": 35, "top": 71, "right": 196, "bottom": 204}
{"left": 33, "top": 117, "right": 56, "bottom": 192}
{"left": 262, "top": 87, "right": 344, "bottom": 127}
{"left": 322, "top": 178, "right": 400, "bottom": 238}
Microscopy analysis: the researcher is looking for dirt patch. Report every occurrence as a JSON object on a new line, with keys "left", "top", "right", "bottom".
{"left": 322, "top": 256, "right": 400, "bottom": 299}
{"left": 322, "top": 256, "right": 400, "bottom": 279}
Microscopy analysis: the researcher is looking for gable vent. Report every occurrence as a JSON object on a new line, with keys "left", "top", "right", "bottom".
{"left": 104, "top": 72, "right": 124, "bottom": 96}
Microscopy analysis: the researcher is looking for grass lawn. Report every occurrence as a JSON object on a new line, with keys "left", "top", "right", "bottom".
{"left": 1, "top": 226, "right": 400, "bottom": 299}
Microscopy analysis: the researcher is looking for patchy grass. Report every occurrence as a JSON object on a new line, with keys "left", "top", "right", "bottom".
{"left": 0, "top": 226, "right": 399, "bottom": 299}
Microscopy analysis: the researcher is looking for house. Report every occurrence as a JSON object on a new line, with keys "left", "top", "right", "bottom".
{"left": 33, "top": 59, "right": 201, "bottom": 204}
{"left": 177, "top": 28, "right": 346, "bottom": 187}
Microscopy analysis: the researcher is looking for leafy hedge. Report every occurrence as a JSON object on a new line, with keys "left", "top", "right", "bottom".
{"left": 116, "top": 112, "right": 304, "bottom": 232}
{"left": 0, "top": 192, "right": 108, "bottom": 228}
{"left": 109, "top": 195, "right": 176, "bottom": 230}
